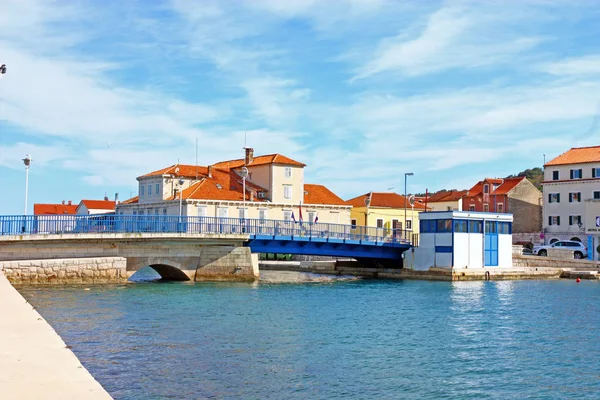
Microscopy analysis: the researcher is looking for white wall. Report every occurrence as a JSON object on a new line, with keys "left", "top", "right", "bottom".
{"left": 498, "top": 234, "right": 513, "bottom": 268}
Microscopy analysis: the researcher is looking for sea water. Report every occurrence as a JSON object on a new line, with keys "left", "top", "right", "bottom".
{"left": 18, "top": 272, "right": 600, "bottom": 399}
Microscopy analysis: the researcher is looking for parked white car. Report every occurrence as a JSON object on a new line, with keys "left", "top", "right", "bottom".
{"left": 532, "top": 240, "right": 588, "bottom": 259}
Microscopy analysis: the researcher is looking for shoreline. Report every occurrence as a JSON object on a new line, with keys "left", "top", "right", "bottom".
{"left": 0, "top": 273, "right": 112, "bottom": 399}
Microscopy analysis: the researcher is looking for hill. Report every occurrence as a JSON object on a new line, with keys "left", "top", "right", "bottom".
{"left": 506, "top": 167, "right": 543, "bottom": 190}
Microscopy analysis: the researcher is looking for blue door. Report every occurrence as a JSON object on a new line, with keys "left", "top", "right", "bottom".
{"left": 484, "top": 221, "right": 498, "bottom": 266}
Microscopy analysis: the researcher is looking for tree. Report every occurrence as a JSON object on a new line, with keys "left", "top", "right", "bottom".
{"left": 506, "top": 167, "right": 543, "bottom": 190}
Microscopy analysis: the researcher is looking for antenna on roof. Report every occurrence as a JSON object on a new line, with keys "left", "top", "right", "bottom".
{"left": 196, "top": 137, "right": 199, "bottom": 180}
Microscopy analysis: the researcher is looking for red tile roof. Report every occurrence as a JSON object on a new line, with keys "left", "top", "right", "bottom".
{"left": 427, "top": 190, "right": 468, "bottom": 203}
{"left": 212, "top": 153, "right": 306, "bottom": 169}
{"left": 121, "top": 196, "right": 139, "bottom": 204}
{"left": 545, "top": 146, "right": 600, "bottom": 166}
{"left": 142, "top": 165, "right": 209, "bottom": 178}
{"left": 492, "top": 177, "right": 524, "bottom": 195}
{"left": 34, "top": 203, "right": 78, "bottom": 215}
{"left": 345, "top": 192, "right": 428, "bottom": 210}
{"left": 80, "top": 200, "right": 116, "bottom": 210}
{"left": 466, "top": 177, "right": 526, "bottom": 197}
{"left": 303, "top": 184, "right": 346, "bottom": 206}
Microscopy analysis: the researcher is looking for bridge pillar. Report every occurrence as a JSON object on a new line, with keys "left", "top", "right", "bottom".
{"left": 195, "top": 246, "right": 258, "bottom": 281}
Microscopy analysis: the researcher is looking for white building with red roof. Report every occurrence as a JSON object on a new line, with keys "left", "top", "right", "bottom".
{"left": 543, "top": 146, "right": 600, "bottom": 253}
{"left": 76, "top": 199, "right": 116, "bottom": 215}
{"left": 116, "top": 148, "right": 350, "bottom": 224}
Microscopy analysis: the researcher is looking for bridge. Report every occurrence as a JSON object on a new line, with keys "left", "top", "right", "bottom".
{"left": 0, "top": 215, "right": 415, "bottom": 282}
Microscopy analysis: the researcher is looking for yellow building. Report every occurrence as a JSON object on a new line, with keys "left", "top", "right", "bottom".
{"left": 345, "top": 192, "right": 428, "bottom": 241}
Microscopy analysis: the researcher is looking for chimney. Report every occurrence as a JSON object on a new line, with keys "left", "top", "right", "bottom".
{"left": 68, "top": 200, "right": 72, "bottom": 205}
{"left": 114, "top": 193, "right": 119, "bottom": 204}
{"left": 208, "top": 165, "right": 213, "bottom": 178}
{"left": 250, "top": 191, "right": 254, "bottom": 202}
{"left": 62, "top": 200, "right": 65, "bottom": 205}
{"left": 245, "top": 147, "right": 254, "bottom": 165}
{"left": 104, "top": 195, "right": 109, "bottom": 201}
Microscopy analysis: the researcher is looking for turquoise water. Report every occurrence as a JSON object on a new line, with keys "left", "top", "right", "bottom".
{"left": 18, "top": 273, "right": 600, "bottom": 399}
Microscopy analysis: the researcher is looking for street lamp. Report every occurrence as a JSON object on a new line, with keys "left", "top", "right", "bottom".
{"left": 23, "top": 154, "right": 32, "bottom": 216}
{"left": 0, "top": 64, "right": 6, "bottom": 76}
{"left": 404, "top": 172, "right": 414, "bottom": 240}
{"left": 177, "top": 179, "right": 184, "bottom": 218}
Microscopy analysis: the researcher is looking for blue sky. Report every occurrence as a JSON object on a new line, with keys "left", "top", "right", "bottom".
{"left": 1, "top": 0, "right": 600, "bottom": 214}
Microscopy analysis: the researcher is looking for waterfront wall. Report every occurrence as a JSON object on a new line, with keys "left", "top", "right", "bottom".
{"left": 513, "top": 254, "right": 600, "bottom": 269}
{"left": 1, "top": 257, "right": 127, "bottom": 285}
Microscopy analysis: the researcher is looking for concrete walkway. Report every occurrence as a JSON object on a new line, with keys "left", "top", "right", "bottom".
{"left": 0, "top": 274, "right": 112, "bottom": 399}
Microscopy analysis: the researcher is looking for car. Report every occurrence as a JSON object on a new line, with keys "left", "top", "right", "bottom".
{"left": 532, "top": 240, "right": 588, "bottom": 259}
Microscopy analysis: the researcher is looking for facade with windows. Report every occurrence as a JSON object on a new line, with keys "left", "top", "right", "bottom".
{"left": 461, "top": 177, "right": 542, "bottom": 234}
{"left": 408, "top": 211, "right": 513, "bottom": 270}
{"left": 345, "top": 192, "right": 428, "bottom": 241}
{"left": 116, "top": 148, "right": 350, "bottom": 225}
{"left": 543, "top": 146, "right": 600, "bottom": 247}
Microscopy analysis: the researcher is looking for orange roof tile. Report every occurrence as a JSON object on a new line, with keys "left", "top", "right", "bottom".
{"left": 303, "top": 184, "right": 347, "bottom": 206}
{"left": 142, "top": 164, "right": 209, "bottom": 179}
{"left": 345, "top": 192, "right": 428, "bottom": 210}
{"left": 545, "top": 146, "right": 600, "bottom": 166}
{"left": 34, "top": 203, "right": 78, "bottom": 215}
{"left": 492, "top": 177, "right": 525, "bottom": 195}
{"left": 80, "top": 200, "right": 116, "bottom": 210}
{"left": 427, "top": 190, "right": 468, "bottom": 203}
{"left": 120, "top": 196, "right": 139, "bottom": 204}
{"left": 212, "top": 153, "right": 306, "bottom": 169}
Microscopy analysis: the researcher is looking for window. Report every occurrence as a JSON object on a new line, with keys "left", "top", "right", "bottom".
{"left": 420, "top": 220, "right": 434, "bottom": 233}
{"left": 593, "top": 167, "right": 600, "bottom": 178}
{"left": 447, "top": 206, "right": 453, "bottom": 211}
{"left": 569, "top": 215, "right": 582, "bottom": 226}
{"left": 552, "top": 170, "right": 559, "bottom": 180}
{"left": 548, "top": 193, "right": 560, "bottom": 203}
{"left": 147, "top": 208, "right": 152, "bottom": 215}
{"left": 437, "top": 219, "right": 452, "bottom": 233}
{"left": 469, "top": 205, "right": 475, "bottom": 211}
{"left": 483, "top": 184, "right": 489, "bottom": 194}
{"left": 498, "top": 222, "right": 511, "bottom": 234}
{"left": 548, "top": 216, "right": 560, "bottom": 226}
{"left": 155, "top": 184, "right": 160, "bottom": 196}
{"left": 238, "top": 208, "right": 247, "bottom": 219}
{"left": 308, "top": 212, "right": 315, "bottom": 224}
{"left": 139, "top": 210, "right": 144, "bottom": 216}
{"left": 283, "top": 211, "right": 292, "bottom": 221}
{"left": 148, "top": 184, "right": 152, "bottom": 196}
{"left": 485, "top": 221, "right": 497, "bottom": 233}
{"left": 351, "top": 219, "right": 357, "bottom": 229}
{"left": 497, "top": 203, "right": 504, "bottom": 213}
{"left": 570, "top": 169, "right": 582, "bottom": 179}
{"left": 163, "top": 208, "right": 167, "bottom": 215}
{"left": 140, "top": 185, "right": 145, "bottom": 196}
{"left": 376, "top": 219, "right": 384, "bottom": 228}
{"left": 154, "top": 208, "right": 160, "bottom": 215}
{"left": 197, "top": 206, "right": 207, "bottom": 217}
{"left": 454, "top": 220, "right": 468, "bottom": 233}
{"left": 284, "top": 167, "right": 292, "bottom": 178}
{"left": 469, "top": 220, "right": 482, "bottom": 233}
{"left": 406, "top": 219, "right": 412, "bottom": 230}
{"left": 283, "top": 185, "right": 292, "bottom": 199}
{"left": 218, "top": 207, "right": 228, "bottom": 218}
{"left": 483, "top": 204, "right": 489, "bottom": 212}
{"left": 133, "top": 210, "right": 137, "bottom": 216}
{"left": 569, "top": 192, "right": 581, "bottom": 202}
{"left": 259, "top": 209, "right": 267, "bottom": 222}
{"left": 594, "top": 191, "right": 600, "bottom": 199}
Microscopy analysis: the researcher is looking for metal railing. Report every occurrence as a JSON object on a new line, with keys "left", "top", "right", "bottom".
{"left": 0, "top": 215, "right": 412, "bottom": 246}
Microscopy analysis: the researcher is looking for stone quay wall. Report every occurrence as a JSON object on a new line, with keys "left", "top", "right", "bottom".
{"left": 1, "top": 257, "right": 127, "bottom": 284}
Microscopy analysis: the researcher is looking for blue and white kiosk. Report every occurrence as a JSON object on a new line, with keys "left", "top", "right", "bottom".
{"left": 408, "top": 211, "right": 513, "bottom": 270}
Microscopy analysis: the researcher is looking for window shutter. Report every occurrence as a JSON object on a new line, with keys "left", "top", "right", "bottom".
{"left": 548, "top": 216, "right": 552, "bottom": 226}
{"left": 570, "top": 170, "right": 573, "bottom": 179}
{"left": 569, "top": 193, "right": 572, "bottom": 202}
{"left": 593, "top": 168, "right": 597, "bottom": 178}
{"left": 557, "top": 193, "right": 560, "bottom": 203}
{"left": 569, "top": 216, "right": 573, "bottom": 225}
{"left": 548, "top": 193, "right": 552, "bottom": 203}
{"left": 578, "top": 169, "right": 582, "bottom": 178}
{"left": 557, "top": 216, "right": 560, "bottom": 225}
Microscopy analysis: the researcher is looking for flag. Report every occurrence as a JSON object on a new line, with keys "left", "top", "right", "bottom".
{"left": 314, "top": 213, "right": 319, "bottom": 223}
{"left": 299, "top": 202, "right": 303, "bottom": 225}
{"left": 291, "top": 212, "right": 296, "bottom": 223}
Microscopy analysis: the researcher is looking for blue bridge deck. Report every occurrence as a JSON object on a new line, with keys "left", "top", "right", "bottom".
{"left": 0, "top": 215, "right": 414, "bottom": 260}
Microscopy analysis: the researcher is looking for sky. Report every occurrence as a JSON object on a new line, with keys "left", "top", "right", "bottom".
{"left": 1, "top": 0, "right": 600, "bottom": 214}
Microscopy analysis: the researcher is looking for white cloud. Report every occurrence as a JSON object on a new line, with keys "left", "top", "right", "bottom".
{"left": 353, "top": 5, "right": 545, "bottom": 79}
{"left": 542, "top": 55, "right": 600, "bottom": 76}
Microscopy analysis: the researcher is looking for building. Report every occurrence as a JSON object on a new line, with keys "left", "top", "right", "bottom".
{"left": 543, "top": 146, "right": 600, "bottom": 255}
{"left": 76, "top": 199, "right": 116, "bottom": 215}
{"left": 425, "top": 190, "right": 469, "bottom": 211}
{"left": 33, "top": 200, "right": 77, "bottom": 215}
{"left": 462, "top": 177, "right": 542, "bottom": 234}
{"left": 345, "top": 192, "right": 428, "bottom": 240}
{"left": 407, "top": 211, "right": 513, "bottom": 270}
{"left": 116, "top": 148, "right": 351, "bottom": 224}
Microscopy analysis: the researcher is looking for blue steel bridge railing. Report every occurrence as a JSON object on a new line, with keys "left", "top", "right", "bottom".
{"left": 0, "top": 215, "right": 414, "bottom": 246}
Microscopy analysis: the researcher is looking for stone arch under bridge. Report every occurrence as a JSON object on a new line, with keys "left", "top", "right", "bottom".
{"left": 127, "top": 257, "right": 195, "bottom": 281}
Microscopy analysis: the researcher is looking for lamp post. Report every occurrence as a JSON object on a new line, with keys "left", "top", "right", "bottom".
{"left": 404, "top": 172, "right": 414, "bottom": 240}
{"left": 23, "top": 154, "right": 32, "bottom": 215}
{"left": 178, "top": 179, "right": 184, "bottom": 219}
